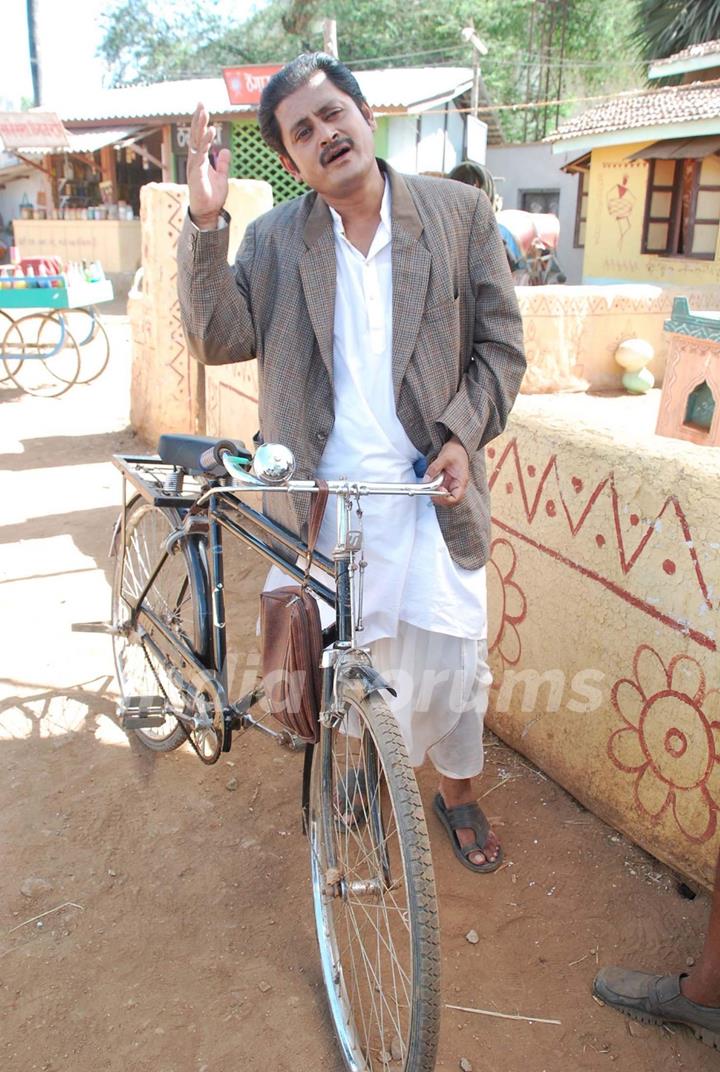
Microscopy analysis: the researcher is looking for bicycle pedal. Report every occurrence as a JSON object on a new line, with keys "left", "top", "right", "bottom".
{"left": 121, "top": 714, "right": 167, "bottom": 729}
{"left": 72, "top": 620, "right": 117, "bottom": 635}
{"left": 119, "top": 696, "right": 167, "bottom": 729}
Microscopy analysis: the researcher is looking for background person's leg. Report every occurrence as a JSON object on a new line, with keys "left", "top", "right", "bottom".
{"left": 683, "top": 847, "right": 720, "bottom": 1005}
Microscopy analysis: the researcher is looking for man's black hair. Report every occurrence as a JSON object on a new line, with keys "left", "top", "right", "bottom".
{"left": 258, "top": 52, "right": 368, "bottom": 156}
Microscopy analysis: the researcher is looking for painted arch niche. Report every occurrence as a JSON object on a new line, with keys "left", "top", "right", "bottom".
{"left": 684, "top": 379, "right": 716, "bottom": 433}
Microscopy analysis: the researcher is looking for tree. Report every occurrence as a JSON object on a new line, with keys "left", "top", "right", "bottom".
{"left": 97, "top": 0, "right": 256, "bottom": 84}
{"left": 98, "top": 0, "right": 640, "bottom": 140}
{"left": 632, "top": 0, "right": 720, "bottom": 62}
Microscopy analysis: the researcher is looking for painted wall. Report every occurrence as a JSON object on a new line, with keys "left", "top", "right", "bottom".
{"left": 486, "top": 143, "right": 585, "bottom": 284}
{"left": 583, "top": 143, "right": 720, "bottom": 286}
{"left": 485, "top": 390, "right": 720, "bottom": 889}
{"left": 128, "top": 179, "right": 270, "bottom": 447}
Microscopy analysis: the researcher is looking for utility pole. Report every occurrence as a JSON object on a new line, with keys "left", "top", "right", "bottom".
{"left": 323, "top": 18, "right": 338, "bottom": 58}
{"left": 26, "top": 0, "right": 42, "bottom": 106}
{"left": 461, "top": 26, "right": 488, "bottom": 120}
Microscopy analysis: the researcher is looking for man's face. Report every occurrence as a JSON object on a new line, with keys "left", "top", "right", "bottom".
{"left": 274, "top": 71, "right": 377, "bottom": 199}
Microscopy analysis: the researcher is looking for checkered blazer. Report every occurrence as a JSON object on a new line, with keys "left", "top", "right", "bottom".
{"left": 177, "top": 162, "right": 526, "bottom": 569}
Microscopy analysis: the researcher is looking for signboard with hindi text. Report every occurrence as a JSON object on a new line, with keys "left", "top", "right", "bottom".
{"left": 0, "top": 112, "right": 69, "bottom": 150}
{"left": 222, "top": 66, "right": 282, "bottom": 106}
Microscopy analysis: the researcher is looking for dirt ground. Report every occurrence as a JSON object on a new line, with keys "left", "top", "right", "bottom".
{"left": 0, "top": 311, "right": 717, "bottom": 1072}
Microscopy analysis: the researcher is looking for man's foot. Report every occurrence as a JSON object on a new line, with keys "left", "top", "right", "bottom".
{"left": 438, "top": 777, "right": 501, "bottom": 868}
{"left": 593, "top": 967, "right": 720, "bottom": 1050}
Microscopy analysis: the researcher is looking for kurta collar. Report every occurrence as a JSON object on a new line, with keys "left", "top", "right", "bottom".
{"left": 327, "top": 175, "right": 392, "bottom": 258}
{"left": 302, "top": 160, "right": 424, "bottom": 247}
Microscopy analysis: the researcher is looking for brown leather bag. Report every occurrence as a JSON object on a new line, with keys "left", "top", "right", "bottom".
{"left": 259, "top": 482, "right": 329, "bottom": 744}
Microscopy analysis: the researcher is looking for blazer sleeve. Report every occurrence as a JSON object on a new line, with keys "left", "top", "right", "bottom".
{"left": 177, "top": 210, "right": 257, "bottom": 366}
{"left": 437, "top": 192, "right": 526, "bottom": 453}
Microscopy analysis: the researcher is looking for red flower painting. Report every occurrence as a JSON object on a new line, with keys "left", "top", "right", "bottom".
{"left": 608, "top": 645, "right": 720, "bottom": 843}
{"left": 487, "top": 538, "right": 527, "bottom": 668}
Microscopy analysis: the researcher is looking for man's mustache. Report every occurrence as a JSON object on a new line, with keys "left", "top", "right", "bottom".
{"left": 320, "top": 138, "right": 353, "bottom": 167}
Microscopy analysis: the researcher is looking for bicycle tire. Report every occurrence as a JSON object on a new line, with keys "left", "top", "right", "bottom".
{"left": 111, "top": 498, "right": 210, "bottom": 752}
{"left": 309, "top": 684, "right": 440, "bottom": 1071}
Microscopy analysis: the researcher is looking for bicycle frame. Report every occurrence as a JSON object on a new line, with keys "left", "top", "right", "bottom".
{"left": 109, "top": 452, "right": 444, "bottom": 759}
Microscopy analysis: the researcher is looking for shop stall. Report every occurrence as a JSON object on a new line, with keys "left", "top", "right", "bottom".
{"left": 0, "top": 113, "right": 162, "bottom": 273}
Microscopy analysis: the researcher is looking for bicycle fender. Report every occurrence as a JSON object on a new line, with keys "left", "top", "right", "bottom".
{"left": 344, "top": 662, "right": 397, "bottom": 700}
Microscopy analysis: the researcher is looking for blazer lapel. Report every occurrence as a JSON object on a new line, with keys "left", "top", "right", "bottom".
{"left": 387, "top": 166, "right": 431, "bottom": 403}
{"left": 300, "top": 194, "right": 336, "bottom": 388}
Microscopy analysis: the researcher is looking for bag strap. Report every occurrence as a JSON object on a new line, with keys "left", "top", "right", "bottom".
{"left": 303, "top": 479, "right": 329, "bottom": 583}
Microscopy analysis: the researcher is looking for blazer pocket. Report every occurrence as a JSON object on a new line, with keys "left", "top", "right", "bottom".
{"left": 424, "top": 294, "right": 459, "bottom": 323}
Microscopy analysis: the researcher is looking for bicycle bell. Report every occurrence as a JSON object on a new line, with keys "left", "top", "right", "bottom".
{"left": 252, "top": 443, "right": 296, "bottom": 483}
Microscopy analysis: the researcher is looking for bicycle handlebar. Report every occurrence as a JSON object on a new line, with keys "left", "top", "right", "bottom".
{"left": 198, "top": 439, "right": 240, "bottom": 476}
{"left": 211, "top": 444, "right": 449, "bottom": 497}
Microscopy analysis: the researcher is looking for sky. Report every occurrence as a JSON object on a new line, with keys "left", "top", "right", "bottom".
{"left": 2, "top": 0, "right": 263, "bottom": 112}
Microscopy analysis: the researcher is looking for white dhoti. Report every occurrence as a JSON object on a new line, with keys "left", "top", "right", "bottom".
{"left": 371, "top": 625, "right": 491, "bottom": 778}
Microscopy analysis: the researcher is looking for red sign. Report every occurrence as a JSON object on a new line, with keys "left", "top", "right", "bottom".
{"left": 222, "top": 66, "right": 282, "bottom": 106}
{"left": 0, "top": 111, "right": 69, "bottom": 150}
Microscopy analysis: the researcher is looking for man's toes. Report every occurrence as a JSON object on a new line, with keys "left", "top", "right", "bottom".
{"left": 468, "top": 850, "right": 487, "bottom": 866}
{"left": 482, "top": 829, "right": 499, "bottom": 857}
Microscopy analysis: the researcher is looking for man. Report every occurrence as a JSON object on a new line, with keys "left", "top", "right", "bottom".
{"left": 178, "top": 53, "right": 526, "bottom": 871}
{"left": 594, "top": 847, "right": 720, "bottom": 1048}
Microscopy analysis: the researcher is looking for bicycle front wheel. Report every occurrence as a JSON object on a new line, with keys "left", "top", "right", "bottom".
{"left": 309, "top": 685, "right": 440, "bottom": 1071}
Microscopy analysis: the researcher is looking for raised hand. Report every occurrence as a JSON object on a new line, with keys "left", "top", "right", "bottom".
{"left": 187, "top": 102, "right": 231, "bottom": 229}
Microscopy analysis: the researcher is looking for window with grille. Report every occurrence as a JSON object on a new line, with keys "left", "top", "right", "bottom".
{"left": 641, "top": 156, "right": 720, "bottom": 259}
{"left": 231, "top": 121, "right": 308, "bottom": 204}
{"left": 520, "top": 189, "right": 560, "bottom": 215}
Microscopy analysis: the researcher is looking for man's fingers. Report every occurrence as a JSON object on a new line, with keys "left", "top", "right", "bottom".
{"left": 215, "top": 147, "right": 232, "bottom": 177}
{"left": 190, "top": 102, "right": 207, "bottom": 147}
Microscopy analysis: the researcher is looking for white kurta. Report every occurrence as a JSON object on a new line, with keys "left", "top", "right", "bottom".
{"left": 263, "top": 180, "right": 490, "bottom": 776}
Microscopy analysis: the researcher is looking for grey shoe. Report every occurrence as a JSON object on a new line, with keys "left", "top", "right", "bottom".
{"left": 593, "top": 967, "right": 720, "bottom": 1050}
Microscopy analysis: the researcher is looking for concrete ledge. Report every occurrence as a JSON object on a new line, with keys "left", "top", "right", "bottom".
{"left": 486, "top": 390, "right": 720, "bottom": 889}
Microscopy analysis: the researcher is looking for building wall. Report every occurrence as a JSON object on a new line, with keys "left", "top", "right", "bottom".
{"left": 583, "top": 143, "right": 720, "bottom": 286}
{"left": 486, "top": 143, "right": 585, "bottom": 284}
{"left": 385, "top": 109, "right": 466, "bottom": 176}
{"left": 486, "top": 390, "right": 720, "bottom": 890}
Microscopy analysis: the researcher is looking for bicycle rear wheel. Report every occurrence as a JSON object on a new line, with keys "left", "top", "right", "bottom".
{"left": 309, "top": 685, "right": 440, "bottom": 1071}
{"left": 111, "top": 498, "right": 210, "bottom": 752}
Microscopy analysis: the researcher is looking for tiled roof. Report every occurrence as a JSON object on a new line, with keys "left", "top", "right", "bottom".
{"left": 652, "top": 39, "right": 720, "bottom": 68}
{"left": 56, "top": 68, "right": 473, "bottom": 124}
{"left": 546, "top": 82, "right": 720, "bottom": 143}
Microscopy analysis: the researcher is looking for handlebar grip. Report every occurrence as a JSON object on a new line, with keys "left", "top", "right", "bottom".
{"left": 199, "top": 439, "right": 238, "bottom": 474}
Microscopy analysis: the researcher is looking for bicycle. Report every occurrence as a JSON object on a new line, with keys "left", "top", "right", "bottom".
{"left": 84, "top": 432, "right": 444, "bottom": 1072}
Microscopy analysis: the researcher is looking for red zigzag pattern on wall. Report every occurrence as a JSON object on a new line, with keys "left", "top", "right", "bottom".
{"left": 487, "top": 438, "right": 712, "bottom": 611}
